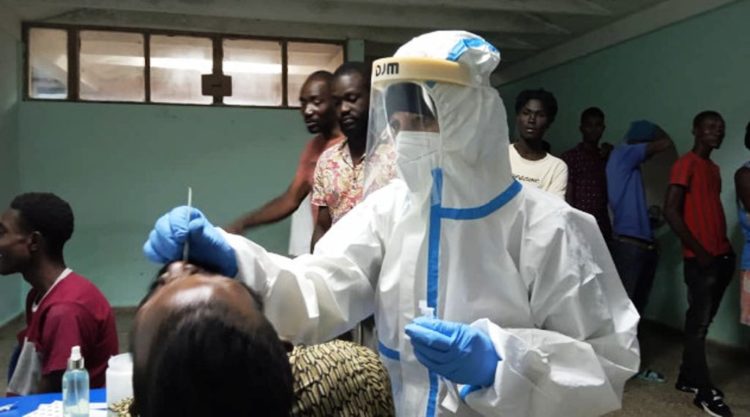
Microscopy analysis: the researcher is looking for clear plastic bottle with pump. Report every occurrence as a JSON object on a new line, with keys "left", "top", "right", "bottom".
{"left": 62, "top": 345, "right": 89, "bottom": 417}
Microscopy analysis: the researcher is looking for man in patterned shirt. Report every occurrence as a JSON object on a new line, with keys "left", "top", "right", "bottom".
{"left": 310, "top": 63, "right": 371, "bottom": 250}
{"left": 310, "top": 63, "right": 396, "bottom": 250}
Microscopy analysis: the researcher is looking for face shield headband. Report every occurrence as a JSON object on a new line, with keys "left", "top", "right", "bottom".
{"left": 371, "top": 57, "right": 473, "bottom": 89}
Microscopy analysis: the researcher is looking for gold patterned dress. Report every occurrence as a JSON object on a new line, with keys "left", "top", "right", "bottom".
{"left": 112, "top": 340, "right": 395, "bottom": 417}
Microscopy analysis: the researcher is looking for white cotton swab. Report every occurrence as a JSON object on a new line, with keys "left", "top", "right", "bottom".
{"left": 183, "top": 187, "right": 192, "bottom": 262}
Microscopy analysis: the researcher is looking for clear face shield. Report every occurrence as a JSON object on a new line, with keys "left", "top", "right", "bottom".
{"left": 363, "top": 57, "right": 472, "bottom": 197}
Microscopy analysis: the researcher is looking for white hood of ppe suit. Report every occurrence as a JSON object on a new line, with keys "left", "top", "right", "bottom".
{"left": 390, "top": 31, "right": 514, "bottom": 209}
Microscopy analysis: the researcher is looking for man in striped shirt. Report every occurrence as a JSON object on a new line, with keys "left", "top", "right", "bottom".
{"left": 664, "top": 110, "right": 734, "bottom": 417}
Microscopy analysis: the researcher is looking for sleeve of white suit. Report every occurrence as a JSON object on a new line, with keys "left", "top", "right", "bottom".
{"left": 459, "top": 208, "right": 640, "bottom": 417}
{"left": 223, "top": 196, "right": 388, "bottom": 345}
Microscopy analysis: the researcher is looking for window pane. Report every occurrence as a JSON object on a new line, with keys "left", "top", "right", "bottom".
{"left": 287, "top": 42, "right": 344, "bottom": 107}
{"left": 223, "top": 39, "right": 282, "bottom": 106}
{"left": 80, "top": 31, "right": 145, "bottom": 102}
{"left": 28, "top": 28, "right": 68, "bottom": 99}
{"left": 150, "top": 35, "right": 213, "bottom": 104}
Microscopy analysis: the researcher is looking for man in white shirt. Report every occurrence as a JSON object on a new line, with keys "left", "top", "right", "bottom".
{"left": 509, "top": 89, "right": 568, "bottom": 199}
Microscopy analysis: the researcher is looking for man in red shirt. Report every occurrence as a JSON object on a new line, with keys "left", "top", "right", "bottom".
{"left": 1, "top": 193, "right": 118, "bottom": 395}
{"left": 664, "top": 111, "right": 734, "bottom": 417}
{"left": 226, "top": 71, "right": 344, "bottom": 255}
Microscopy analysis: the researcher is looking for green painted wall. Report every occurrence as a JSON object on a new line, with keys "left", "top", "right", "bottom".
{"left": 0, "top": 16, "right": 24, "bottom": 324}
{"left": 347, "top": 39, "right": 365, "bottom": 62}
{"left": 13, "top": 41, "right": 365, "bottom": 309}
{"left": 500, "top": 1, "right": 750, "bottom": 348}
{"left": 18, "top": 103, "right": 308, "bottom": 306}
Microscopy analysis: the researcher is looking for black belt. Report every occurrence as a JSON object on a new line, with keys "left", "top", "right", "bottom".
{"left": 614, "top": 234, "right": 657, "bottom": 250}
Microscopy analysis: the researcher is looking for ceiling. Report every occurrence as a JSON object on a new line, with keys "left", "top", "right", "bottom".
{"left": 0, "top": 0, "right": 735, "bottom": 85}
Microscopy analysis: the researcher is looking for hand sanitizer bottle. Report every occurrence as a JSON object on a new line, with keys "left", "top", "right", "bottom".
{"left": 62, "top": 345, "right": 89, "bottom": 417}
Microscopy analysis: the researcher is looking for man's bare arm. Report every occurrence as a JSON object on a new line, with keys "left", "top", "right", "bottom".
{"left": 310, "top": 206, "right": 332, "bottom": 252}
{"left": 663, "top": 184, "right": 713, "bottom": 267}
{"left": 226, "top": 180, "right": 311, "bottom": 234}
{"left": 645, "top": 128, "right": 674, "bottom": 159}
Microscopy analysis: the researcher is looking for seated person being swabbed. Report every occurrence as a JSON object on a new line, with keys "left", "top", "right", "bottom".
{"left": 124, "top": 261, "right": 395, "bottom": 417}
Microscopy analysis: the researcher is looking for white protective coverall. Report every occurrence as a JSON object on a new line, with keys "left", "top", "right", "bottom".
{"left": 224, "top": 31, "right": 640, "bottom": 417}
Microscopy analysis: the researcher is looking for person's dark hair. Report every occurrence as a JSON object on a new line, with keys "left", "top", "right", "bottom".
{"left": 10, "top": 193, "right": 74, "bottom": 257}
{"left": 515, "top": 89, "right": 558, "bottom": 123}
{"left": 140, "top": 265, "right": 264, "bottom": 311}
{"left": 580, "top": 107, "right": 604, "bottom": 123}
{"left": 334, "top": 62, "right": 371, "bottom": 89}
{"left": 693, "top": 110, "right": 723, "bottom": 128}
{"left": 305, "top": 70, "right": 334, "bottom": 86}
{"left": 132, "top": 300, "right": 293, "bottom": 417}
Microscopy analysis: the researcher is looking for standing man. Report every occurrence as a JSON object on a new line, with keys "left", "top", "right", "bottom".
{"left": 606, "top": 120, "right": 673, "bottom": 383}
{"left": 227, "top": 71, "right": 344, "bottom": 256}
{"left": 562, "top": 107, "right": 613, "bottom": 240}
{"left": 664, "top": 111, "right": 734, "bottom": 417}
{"left": 735, "top": 121, "right": 750, "bottom": 327}
{"left": 508, "top": 88, "right": 568, "bottom": 199}
{"left": 2, "top": 193, "right": 118, "bottom": 395}
{"left": 310, "top": 62, "right": 394, "bottom": 346}
{"left": 311, "top": 63, "right": 385, "bottom": 249}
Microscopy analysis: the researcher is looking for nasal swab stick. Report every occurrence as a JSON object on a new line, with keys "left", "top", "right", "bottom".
{"left": 183, "top": 187, "right": 192, "bottom": 261}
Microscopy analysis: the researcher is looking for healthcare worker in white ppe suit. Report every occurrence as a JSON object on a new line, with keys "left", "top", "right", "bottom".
{"left": 144, "top": 31, "right": 640, "bottom": 417}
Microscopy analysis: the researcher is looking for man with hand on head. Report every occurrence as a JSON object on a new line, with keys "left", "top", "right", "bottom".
{"left": 144, "top": 31, "right": 638, "bottom": 417}
{"left": 606, "top": 120, "right": 673, "bottom": 384}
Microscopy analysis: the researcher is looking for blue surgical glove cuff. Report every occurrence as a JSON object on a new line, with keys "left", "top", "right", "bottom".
{"left": 459, "top": 384, "right": 483, "bottom": 401}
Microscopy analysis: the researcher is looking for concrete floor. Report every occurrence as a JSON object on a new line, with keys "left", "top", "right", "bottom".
{"left": 1, "top": 311, "right": 748, "bottom": 416}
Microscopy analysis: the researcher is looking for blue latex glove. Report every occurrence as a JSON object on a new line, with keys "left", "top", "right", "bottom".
{"left": 143, "top": 206, "right": 238, "bottom": 277}
{"left": 405, "top": 316, "right": 500, "bottom": 387}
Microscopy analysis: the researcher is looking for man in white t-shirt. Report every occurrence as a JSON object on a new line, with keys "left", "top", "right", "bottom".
{"left": 509, "top": 89, "right": 568, "bottom": 199}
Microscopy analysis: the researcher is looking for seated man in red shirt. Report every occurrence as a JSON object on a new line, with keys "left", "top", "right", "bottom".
{"left": 2, "top": 193, "right": 118, "bottom": 395}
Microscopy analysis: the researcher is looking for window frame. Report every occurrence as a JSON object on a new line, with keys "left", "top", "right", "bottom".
{"left": 22, "top": 22, "right": 347, "bottom": 109}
